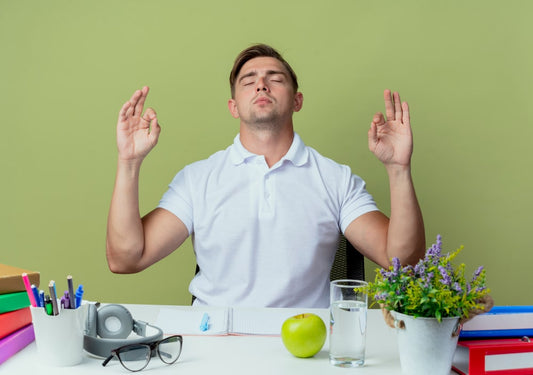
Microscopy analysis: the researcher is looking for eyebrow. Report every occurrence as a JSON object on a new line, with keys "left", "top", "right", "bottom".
{"left": 238, "top": 70, "right": 287, "bottom": 83}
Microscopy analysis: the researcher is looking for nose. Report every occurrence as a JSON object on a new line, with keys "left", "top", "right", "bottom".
{"left": 256, "top": 77, "right": 269, "bottom": 92}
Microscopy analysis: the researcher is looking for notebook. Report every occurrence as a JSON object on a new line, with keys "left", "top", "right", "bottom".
{"left": 155, "top": 306, "right": 328, "bottom": 336}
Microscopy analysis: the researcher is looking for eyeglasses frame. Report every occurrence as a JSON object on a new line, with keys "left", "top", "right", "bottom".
{"left": 102, "top": 334, "right": 183, "bottom": 372}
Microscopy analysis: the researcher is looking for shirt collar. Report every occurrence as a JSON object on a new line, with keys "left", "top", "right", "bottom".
{"left": 229, "top": 132, "right": 309, "bottom": 167}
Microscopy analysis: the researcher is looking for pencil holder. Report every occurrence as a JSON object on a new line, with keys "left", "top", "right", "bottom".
{"left": 30, "top": 303, "right": 88, "bottom": 366}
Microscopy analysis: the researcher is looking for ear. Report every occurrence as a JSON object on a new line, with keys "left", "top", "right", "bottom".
{"left": 293, "top": 92, "right": 303, "bottom": 112}
{"left": 228, "top": 99, "right": 240, "bottom": 119}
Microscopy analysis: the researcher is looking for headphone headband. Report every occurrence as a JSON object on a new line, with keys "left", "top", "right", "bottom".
{"left": 83, "top": 304, "right": 164, "bottom": 358}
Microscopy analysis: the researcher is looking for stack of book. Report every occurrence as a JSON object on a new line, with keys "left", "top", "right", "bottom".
{"left": 453, "top": 306, "right": 533, "bottom": 374}
{"left": 0, "top": 264, "right": 40, "bottom": 365}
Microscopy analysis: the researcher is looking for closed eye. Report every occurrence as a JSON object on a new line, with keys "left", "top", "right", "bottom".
{"left": 240, "top": 77, "right": 256, "bottom": 86}
{"left": 269, "top": 74, "right": 284, "bottom": 83}
{"left": 239, "top": 72, "right": 257, "bottom": 87}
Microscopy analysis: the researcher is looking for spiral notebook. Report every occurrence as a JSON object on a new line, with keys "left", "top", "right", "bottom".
{"left": 155, "top": 306, "right": 327, "bottom": 336}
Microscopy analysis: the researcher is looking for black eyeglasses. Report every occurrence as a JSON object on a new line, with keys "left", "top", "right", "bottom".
{"left": 102, "top": 335, "right": 183, "bottom": 372}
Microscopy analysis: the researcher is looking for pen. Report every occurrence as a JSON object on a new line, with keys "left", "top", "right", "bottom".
{"left": 44, "top": 295, "right": 53, "bottom": 316}
{"left": 31, "top": 284, "right": 40, "bottom": 307}
{"left": 200, "top": 312, "right": 210, "bottom": 331}
{"left": 67, "top": 275, "right": 75, "bottom": 309}
{"left": 21, "top": 273, "right": 37, "bottom": 307}
{"left": 49, "top": 281, "right": 59, "bottom": 315}
{"left": 75, "top": 284, "right": 84, "bottom": 308}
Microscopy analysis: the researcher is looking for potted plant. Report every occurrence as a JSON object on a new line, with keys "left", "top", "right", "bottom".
{"left": 362, "top": 235, "right": 492, "bottom": 375}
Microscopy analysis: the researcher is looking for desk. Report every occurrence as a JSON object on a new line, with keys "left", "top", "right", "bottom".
{"left": 1, "top": 304, "right": 459, "bottom": 374}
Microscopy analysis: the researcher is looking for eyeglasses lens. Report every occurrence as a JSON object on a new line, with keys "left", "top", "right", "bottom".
{"left": 157, "top": 336, "right": 182, "bottom": 364}
{"left": 117, "top": 344, "right": 151, "bottom": 372}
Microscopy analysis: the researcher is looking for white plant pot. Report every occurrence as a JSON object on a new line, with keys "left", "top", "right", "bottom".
{"left": 391, "top": 311, "right": 460, "bottom": 375}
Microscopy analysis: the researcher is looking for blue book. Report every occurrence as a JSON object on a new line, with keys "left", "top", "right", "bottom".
{"left": 460, "top": 306, "right": 533, "bottom": 339}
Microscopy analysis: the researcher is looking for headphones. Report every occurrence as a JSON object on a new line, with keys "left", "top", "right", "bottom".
{"left": 83, "top": 303, "right": 164, "bottom": 358}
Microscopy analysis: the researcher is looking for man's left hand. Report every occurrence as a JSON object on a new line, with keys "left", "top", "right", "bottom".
{"left": 368, "top": 89, "right": 413, "bottom": 167}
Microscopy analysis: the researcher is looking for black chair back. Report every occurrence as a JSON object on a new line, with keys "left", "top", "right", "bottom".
{"left": 330, "top": 235, "right": 365, "bottom": 281}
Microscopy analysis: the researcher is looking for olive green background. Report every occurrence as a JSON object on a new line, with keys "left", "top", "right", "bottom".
{"left": 2, "top": 1, "right": 531, "bottom": 306}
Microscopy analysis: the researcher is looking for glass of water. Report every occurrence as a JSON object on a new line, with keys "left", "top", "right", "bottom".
{"left": 329, "top": 279, "right": 368, "bottom": 367}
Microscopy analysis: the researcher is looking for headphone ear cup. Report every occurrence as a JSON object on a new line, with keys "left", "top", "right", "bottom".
{"left": 96, "top": 304, "right": 134, "bottom": 339}
{"left": 86, "top": 303, "right": 97, "bottom": 337}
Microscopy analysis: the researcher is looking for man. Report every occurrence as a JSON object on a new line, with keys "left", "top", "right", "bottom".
{"left": 106, "top": 44, "right": 425, "bottom": 307}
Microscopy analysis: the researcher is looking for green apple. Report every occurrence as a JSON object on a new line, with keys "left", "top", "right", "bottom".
{"left": 281, "top": 313, "right": 327, "bottom": 358}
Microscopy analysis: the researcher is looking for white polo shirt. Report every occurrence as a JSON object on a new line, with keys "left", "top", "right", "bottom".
{"left": 158, "top": 133, "right": 379, "bottom": 308}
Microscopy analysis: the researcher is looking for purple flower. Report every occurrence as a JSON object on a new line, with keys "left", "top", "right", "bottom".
{"left": 422, "top": 271, "right": 434, "bottom": 288}
{"left": 391, "top": 257, "right": 401, "bottom": 276}
{"left": 426, "top": 237, "right": 442, "bottom": 265}
{"left": 392, "top": 257, "right": 401, "bottom": 269}
{"left": 473, "top": 266, "right": 484, "bottom": 279}
{"left": 453, "top": 282, "right": 462, "bottom": 293}
{"left": 380, "top": 269, "right": 396, "bottom": 283}
{"left": 427, "top": 244, "right": 438, "bottom": 257}
{"left": 414, "top": 262, "right": 425, "bottom": 276}
{"left": 438, "top": 265, "right": 452, "bottom": 286}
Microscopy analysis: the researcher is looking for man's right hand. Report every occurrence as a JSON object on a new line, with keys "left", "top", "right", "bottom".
{"left": 108, "top": 86, "right": 190, "bottom": 275}
{"left": 117, "top": 86, "right": 161, "bottom": 162}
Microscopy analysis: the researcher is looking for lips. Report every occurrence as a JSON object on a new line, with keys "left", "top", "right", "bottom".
{"left": 253, "top": 96, "right": 273, "bottom": 105}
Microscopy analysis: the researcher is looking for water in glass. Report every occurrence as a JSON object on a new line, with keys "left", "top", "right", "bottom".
{"left": 329, "top": 300, "right": 367, "bottom": 367}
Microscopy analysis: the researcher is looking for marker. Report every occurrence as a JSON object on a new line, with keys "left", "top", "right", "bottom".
{"left": 49, "top": 281, "right": 59, "bottom": 315}
{"left": 200, "top": 313, "right": 210, "bottom": 332}
{"left": 44, "top": 296, "right": 53, "bottom": 316}
{"left": 21, "top": 273, "right": 37, "bottom": 307}
{"left": 39, "top": 290, "right": 45, "bottom": 308}
{"left": 31, "top": 285, "right": 40, "bottom": 307}
{"left": 67, "top": 275, "right": 75, "bottom": 309}
{"left": 75, "top": 285, "right": 84, "bottom": 308}
{"left": 63, "top": 291, "right": 71, "bottom": 309}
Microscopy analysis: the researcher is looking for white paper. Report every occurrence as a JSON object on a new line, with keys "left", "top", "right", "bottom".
{"left": 231, "top": 307, "right": 316, "bottom": 336}
{"left": 463, "top": 312, "right": 533, "bottom": 331}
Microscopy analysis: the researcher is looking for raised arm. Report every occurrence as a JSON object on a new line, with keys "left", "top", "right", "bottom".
{"left": 106, "top": 87, "right": 189, "bottom": 274}
{"left": 345, "top": 89, "right": 425, "bottom": 268}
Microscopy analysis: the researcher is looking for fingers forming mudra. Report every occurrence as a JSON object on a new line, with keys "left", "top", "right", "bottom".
{"left": 116, "top": 86, "right": 161, "bottom": 161}
{"left": 383, "top": 89, "right": 409, "bottom": 126}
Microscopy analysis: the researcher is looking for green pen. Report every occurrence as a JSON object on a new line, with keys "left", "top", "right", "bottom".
{"left": 44, "top": 295, "right": 53, "bottom": 316}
